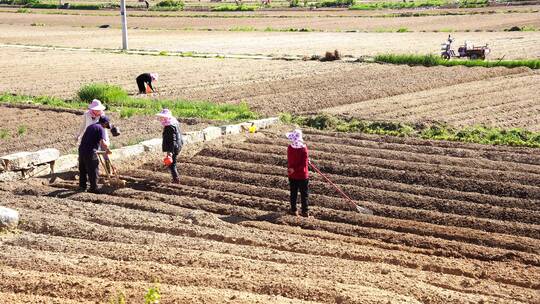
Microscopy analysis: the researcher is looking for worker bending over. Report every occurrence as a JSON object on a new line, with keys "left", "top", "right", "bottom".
{"left": 156, "top": 109, "right": 183, "bottom": 184}
{"left": 136, "top": 73, "right": 158, "bottom": 94}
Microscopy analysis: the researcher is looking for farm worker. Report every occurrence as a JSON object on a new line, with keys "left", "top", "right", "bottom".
{"left": 77, "top": 99, "right": 107, "bottom": 143}
{"left": 78, "top": 115, "right": 112, "bottom": 194}
{"left": 156, "top": 109, "right": 183, "bottom": 184}
{"left": 136, "top": 73, "right": 158, "bottom": 94}
{"left": 286, "top": 129, "right": 311, "bottom": 217}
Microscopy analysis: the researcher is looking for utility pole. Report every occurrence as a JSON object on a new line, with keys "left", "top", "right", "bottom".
{"left": 120, "top": 0, "right": 129, "bottom": 50}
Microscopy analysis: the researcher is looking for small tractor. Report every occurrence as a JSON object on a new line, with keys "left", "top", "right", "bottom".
{"left": 441, "top": 35, "right": 490, "bottom": 60}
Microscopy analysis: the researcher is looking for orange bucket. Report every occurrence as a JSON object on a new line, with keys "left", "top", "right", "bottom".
{"left": 163, "top": 155, "right": 173, "bottom": 167}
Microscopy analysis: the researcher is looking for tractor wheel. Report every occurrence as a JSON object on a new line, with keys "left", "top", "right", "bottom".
{"left": 470, "top": 54, "right": 479, "bottom": 60}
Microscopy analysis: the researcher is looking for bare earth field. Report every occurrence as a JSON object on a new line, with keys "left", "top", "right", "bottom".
{"left": 1, "top": 10, "right": 540, "bottom": 32}
{"left": 0, "top": 48, "right": 538, "bottom": 128}
{"left": 324, "top": 69, "right": 540, "bottom": 131}
{"left": 2, "top": 45, "right": 538, "bottom": 132}
{"left": 0, "top": 105, "right": 209, "bottom": 155}
{"left": 2, "top": 24, "right": 540, "bottom": 59}
{"left": 3, "top": 4, "right": 540, "bottom": 16}
{"left": 1, "top": 5, "right": 540, "bottom": 303}
{"left": 0, "top": 128, "right": 539, "bottom": 303}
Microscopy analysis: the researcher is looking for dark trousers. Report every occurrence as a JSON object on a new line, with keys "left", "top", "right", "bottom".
{"left": 136, "top": 78, "right": 146, "bottom": 93}
{"left": 79, "top": 153, "right": 99, "bottom": 190}
{"left": 169, "top": 151, "right": 179, "bottom": 181}
{"left": 289, "top": 178, "right": 309, "bottom": 212}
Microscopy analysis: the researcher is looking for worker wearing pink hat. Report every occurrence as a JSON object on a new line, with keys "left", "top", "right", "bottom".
{"left": 156, "top": 109, "right": 183, "bottom": 184}
{"left": 286, "top": 129, "right": 311, "bottom": 217}
{"left": 136, "top": 72, "right": 158, "bottom": 94}
{"left": 77, "top": 99, "right": 108, "bottom": 143}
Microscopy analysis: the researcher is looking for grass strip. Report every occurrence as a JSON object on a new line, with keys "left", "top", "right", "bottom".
{"left": 282, "top": 113, "right": 540, "bottom": 148}
{"left": 211, "top": 4, "right": 257, "bottom": 11}
{"left": 350, "top": 0, "right": 487, "bottom": 10}
{"left": 374, "top": 54, "right": 540, "bottom": 69}
{"left": 0, "top": 89, "right": 257, "bottom": 122}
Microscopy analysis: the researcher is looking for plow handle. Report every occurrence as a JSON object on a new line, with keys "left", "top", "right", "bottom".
{"left": 309, "top": 161, "right": 357, "bottom": 208}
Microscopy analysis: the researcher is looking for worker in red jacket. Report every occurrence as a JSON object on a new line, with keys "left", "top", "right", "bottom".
{"left": 286, "top": 129, "right": 311, "bottom": 217}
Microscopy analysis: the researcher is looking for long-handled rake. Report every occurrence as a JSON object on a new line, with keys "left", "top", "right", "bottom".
{"left": 97, "top": 151, "right": 126, "bottom": 188}
{"left": 309, "top": 161, "right": 373, "bottom": 215}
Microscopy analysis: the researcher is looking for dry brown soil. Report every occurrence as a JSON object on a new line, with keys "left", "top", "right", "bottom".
{"left": 1, "top": 10, "right": 540, "bottom": 32}
{"left": 323, "top": 69, "right": 540, "bottom": 130}
{"left": 1, "top": 23, "right": 540, "bottom": 59}
{"left": 0, "top": 127, "right": 539, "bottom": 303}
{"left": 0, "top": 105, "right": 208, "bottom": 156}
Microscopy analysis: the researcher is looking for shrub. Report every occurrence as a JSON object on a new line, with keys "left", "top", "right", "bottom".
{"left": 77, "top": 83, "right": 128, "bottom": 105}
{"left": 289, "top": 0, "right": 299, "bottom": 7}
{"left": 156, "top": 0, "right": 184, "bottom": 8}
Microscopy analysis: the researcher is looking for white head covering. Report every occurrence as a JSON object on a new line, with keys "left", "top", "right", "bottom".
{"left": 156, "top": 108, "right": 173, "bottom": 119}
{"left": 150, "top": 73, "right": 159, "bottom": 81}
{"left": 286, "top": 129, "right": 305, "bottom": 149}
{"left": 88, "top": 99, "right": 106, "bottom": 111}
{"left": 156, "top": 108, "right": 178, "bottom": 127}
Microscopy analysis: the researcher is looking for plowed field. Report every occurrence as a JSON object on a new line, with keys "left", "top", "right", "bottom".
{"left": 2, "top": 10, "right": 540, "bottom": 32}
{"left": 2, "top": 23, "right": 540, "bottom": 59}
{"left": 0, "top": 46, "right": 529, "bottom": 117}
{"left": 1, "top": 128, "right": 539, "bottom": 303}
{"left": 0, "top": 106, "right": 208, "bottom": 155}
{"left": 324, "top": 69, "right": 540, "bottom": 131}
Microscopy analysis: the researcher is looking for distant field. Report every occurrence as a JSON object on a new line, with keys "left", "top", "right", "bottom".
{"left": 1, "top": 8, "right": 540, "bottom": 32}
{"left": 1, "top": 22, "right": 539, "bottom": 59}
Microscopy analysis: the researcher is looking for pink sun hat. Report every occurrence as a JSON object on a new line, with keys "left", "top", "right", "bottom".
{"left": 88, "top": 99, "right": 106, "bottom": 111}
{"left": 155, "top": 108, "right": 173, "bottom": 119}
{"left": 150, "top": 73, "right": 159, "bottom": 81}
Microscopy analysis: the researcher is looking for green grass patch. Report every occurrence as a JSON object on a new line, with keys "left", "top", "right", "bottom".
{"left": 67, "top": 4, "right": 103, "bottom": 10}
{"left": 229, "top": 26, "right": 256, "bottom": 32}
{"left": 458, "top": 0, "right": 488, "bottom": 8}
{"left": 17, "top": 125, "right": 28, "bottom": 136}
{"left": 374, "top": 53, "right": 540, "bottom": 69}
{"left": 350, "top": 0, "right": 445, "bottom": 10}
{"left": 211, "top": 4, "right": 257, "bottom": 11}
{"left": 1, "top": 84, "right": 258, "bottom": 122}
{"left": 315, "top": 0, "right": 355, "bottom": 8}
{"left": 0, "top": 129, "right": 9, "bottom": 140}
{"left": 349, "top": 0, "right": 486, "bottom": 10}
{"left": 283, "top": 114, "right": 540, "bottom": 148}
{"left": 152, "top": 0, "right": 184, "bottom": 10}
{"left": 78, "top": 83, "right": 129, "bottom": 105}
